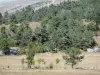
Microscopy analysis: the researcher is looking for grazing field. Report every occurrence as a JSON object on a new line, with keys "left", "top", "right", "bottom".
{"left": 0, "top": 52, "right": 100, "bottom": 75}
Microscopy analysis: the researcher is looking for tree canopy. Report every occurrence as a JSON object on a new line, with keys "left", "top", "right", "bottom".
{"left": 0, "top": 0, "right": 100, "bottom": 53}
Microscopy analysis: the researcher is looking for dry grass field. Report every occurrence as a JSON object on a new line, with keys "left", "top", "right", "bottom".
{"left": 0, "top": 52, "right": 100, "bottom": 75}
{"left": 1, "top": 69, "right": 100, "bottom": 75}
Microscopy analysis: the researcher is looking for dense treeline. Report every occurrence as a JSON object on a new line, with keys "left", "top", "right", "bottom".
{"left": 0, "top": 0, "right": 100, "bottom": 53}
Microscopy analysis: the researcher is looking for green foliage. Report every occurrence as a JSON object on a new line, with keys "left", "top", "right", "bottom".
{"left": 10, "top": 23, "right": 18, "bottom": 33}
{"left": 9, "top": 14, "right": 17, "bottom": 23}
{"left": 0, "top": 26, "right": 8, "bottom": 38}
{"left": 26, "top": 42, "right": 45, "bottom": 68}
{"left": 0, "top": 26, "right": 10, "bottom": 53}
{"left": 36, "top": 44, "right": 45, "bottom": 53}
{"left": 0, "top": 13, "right": 3, "bottom": 24}
{"left": 80, "top": 0, "right": 100, "bottom": 28}
{"left": 37, "top": 58, "right": 44, "bottom": 65}
{"left": 0, "top": 0, "right": 98, "bottom": 53}
{"left": 19, "top": 46, "right": 26, "bottom": 55}
{"left": 46, "top": 16, "right": 95, "bottom": 50}
{"left": 35, "top": 25, "right": 48, "bottom": 44}
{"left": 2, "top": 0, "right": 100, "bottom": 27}
{"left": 0, "top": 38, "right": 9, "bottom": 53}
{"left": 3, "top": 11, "right": 9, "bottom": 24}
{"left": 26, "top": 42, "right": 35, "bottom": 68}
{"left": 12, "top": 23, "right": 33, "bottom": 46}
{"left": 87, "top": 22, "right": 99, "bottom": 32}
{"left": 63, "top": 47, "right": 83, "bottom": 68}
{"left": 56, "top": 58, "right": 60, "bottom": 64}
{"left": 8, "top": 5, "right": 34, "bottom": 24}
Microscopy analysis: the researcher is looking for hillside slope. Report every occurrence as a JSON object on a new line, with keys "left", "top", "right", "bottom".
{"left": 0, "top": 0, "right": 77, "bottom": 14}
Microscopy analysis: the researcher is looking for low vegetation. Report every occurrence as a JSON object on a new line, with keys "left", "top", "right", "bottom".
{"left": 56, "top": 58, "right": 60, "bottom": 64}
{"left": 49, "top": 63, "right": 53, "bottom": 69}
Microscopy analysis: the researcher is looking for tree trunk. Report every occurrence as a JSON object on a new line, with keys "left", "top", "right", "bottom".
{"left": 72, "top": 64, "right": 74, "bottom": 69}
{"left": 28, "top": 64, "right": 31, "bottom": 69}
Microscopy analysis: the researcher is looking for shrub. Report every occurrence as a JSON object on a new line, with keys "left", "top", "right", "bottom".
{"left": 37, "top": 58, "right": 44, "bottom": 65}
{"left": 56, "top": 58, "right": 60, "bottom": 64}
{"left": 35, "top": 44, "right": 45, "bottom": 53}
{"left": 19, "top": 46, "right": 26, "bottom": 55}
{"left": 49, "top": 63, "right": 53, "bottom": 69}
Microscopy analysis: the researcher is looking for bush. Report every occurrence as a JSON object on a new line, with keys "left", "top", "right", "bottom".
{"left": 34, "top": 44, "right": 45, "bottom": 53}
{"left": 37, "top": 58, "right": 44, "bottom": 65}
{"left": 49, "top": 63, "right": 53, "bottom": 69}
{"left": 19, "top": 46, "right": 26, "bottom": 55}
{"left": 56, "top": 58, "right": 60, "bottom": 64}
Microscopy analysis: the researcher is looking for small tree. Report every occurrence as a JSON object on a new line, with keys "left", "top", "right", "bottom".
{"left": 63, "top": 47, "right": 83, "bottom": 68}
{"left": 26, "top": 42, "right": 35, "bottom": 69}
{"left": 0, "top": 38, "right": 9, "bottom": 54}
{"left": 26, "top": 42, "right": 44, "bottom": 69}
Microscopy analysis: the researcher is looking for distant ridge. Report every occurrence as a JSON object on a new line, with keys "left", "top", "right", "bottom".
{"left": 0, "top": 0, "right": 77, "bottom": 14}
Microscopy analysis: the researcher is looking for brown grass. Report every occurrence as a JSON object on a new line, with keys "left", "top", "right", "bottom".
{"left": 29, "top": 22, "right": 40, "bottom": 31}
{"left": 0, "top": 52, "right": 100, "bottom": 75}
